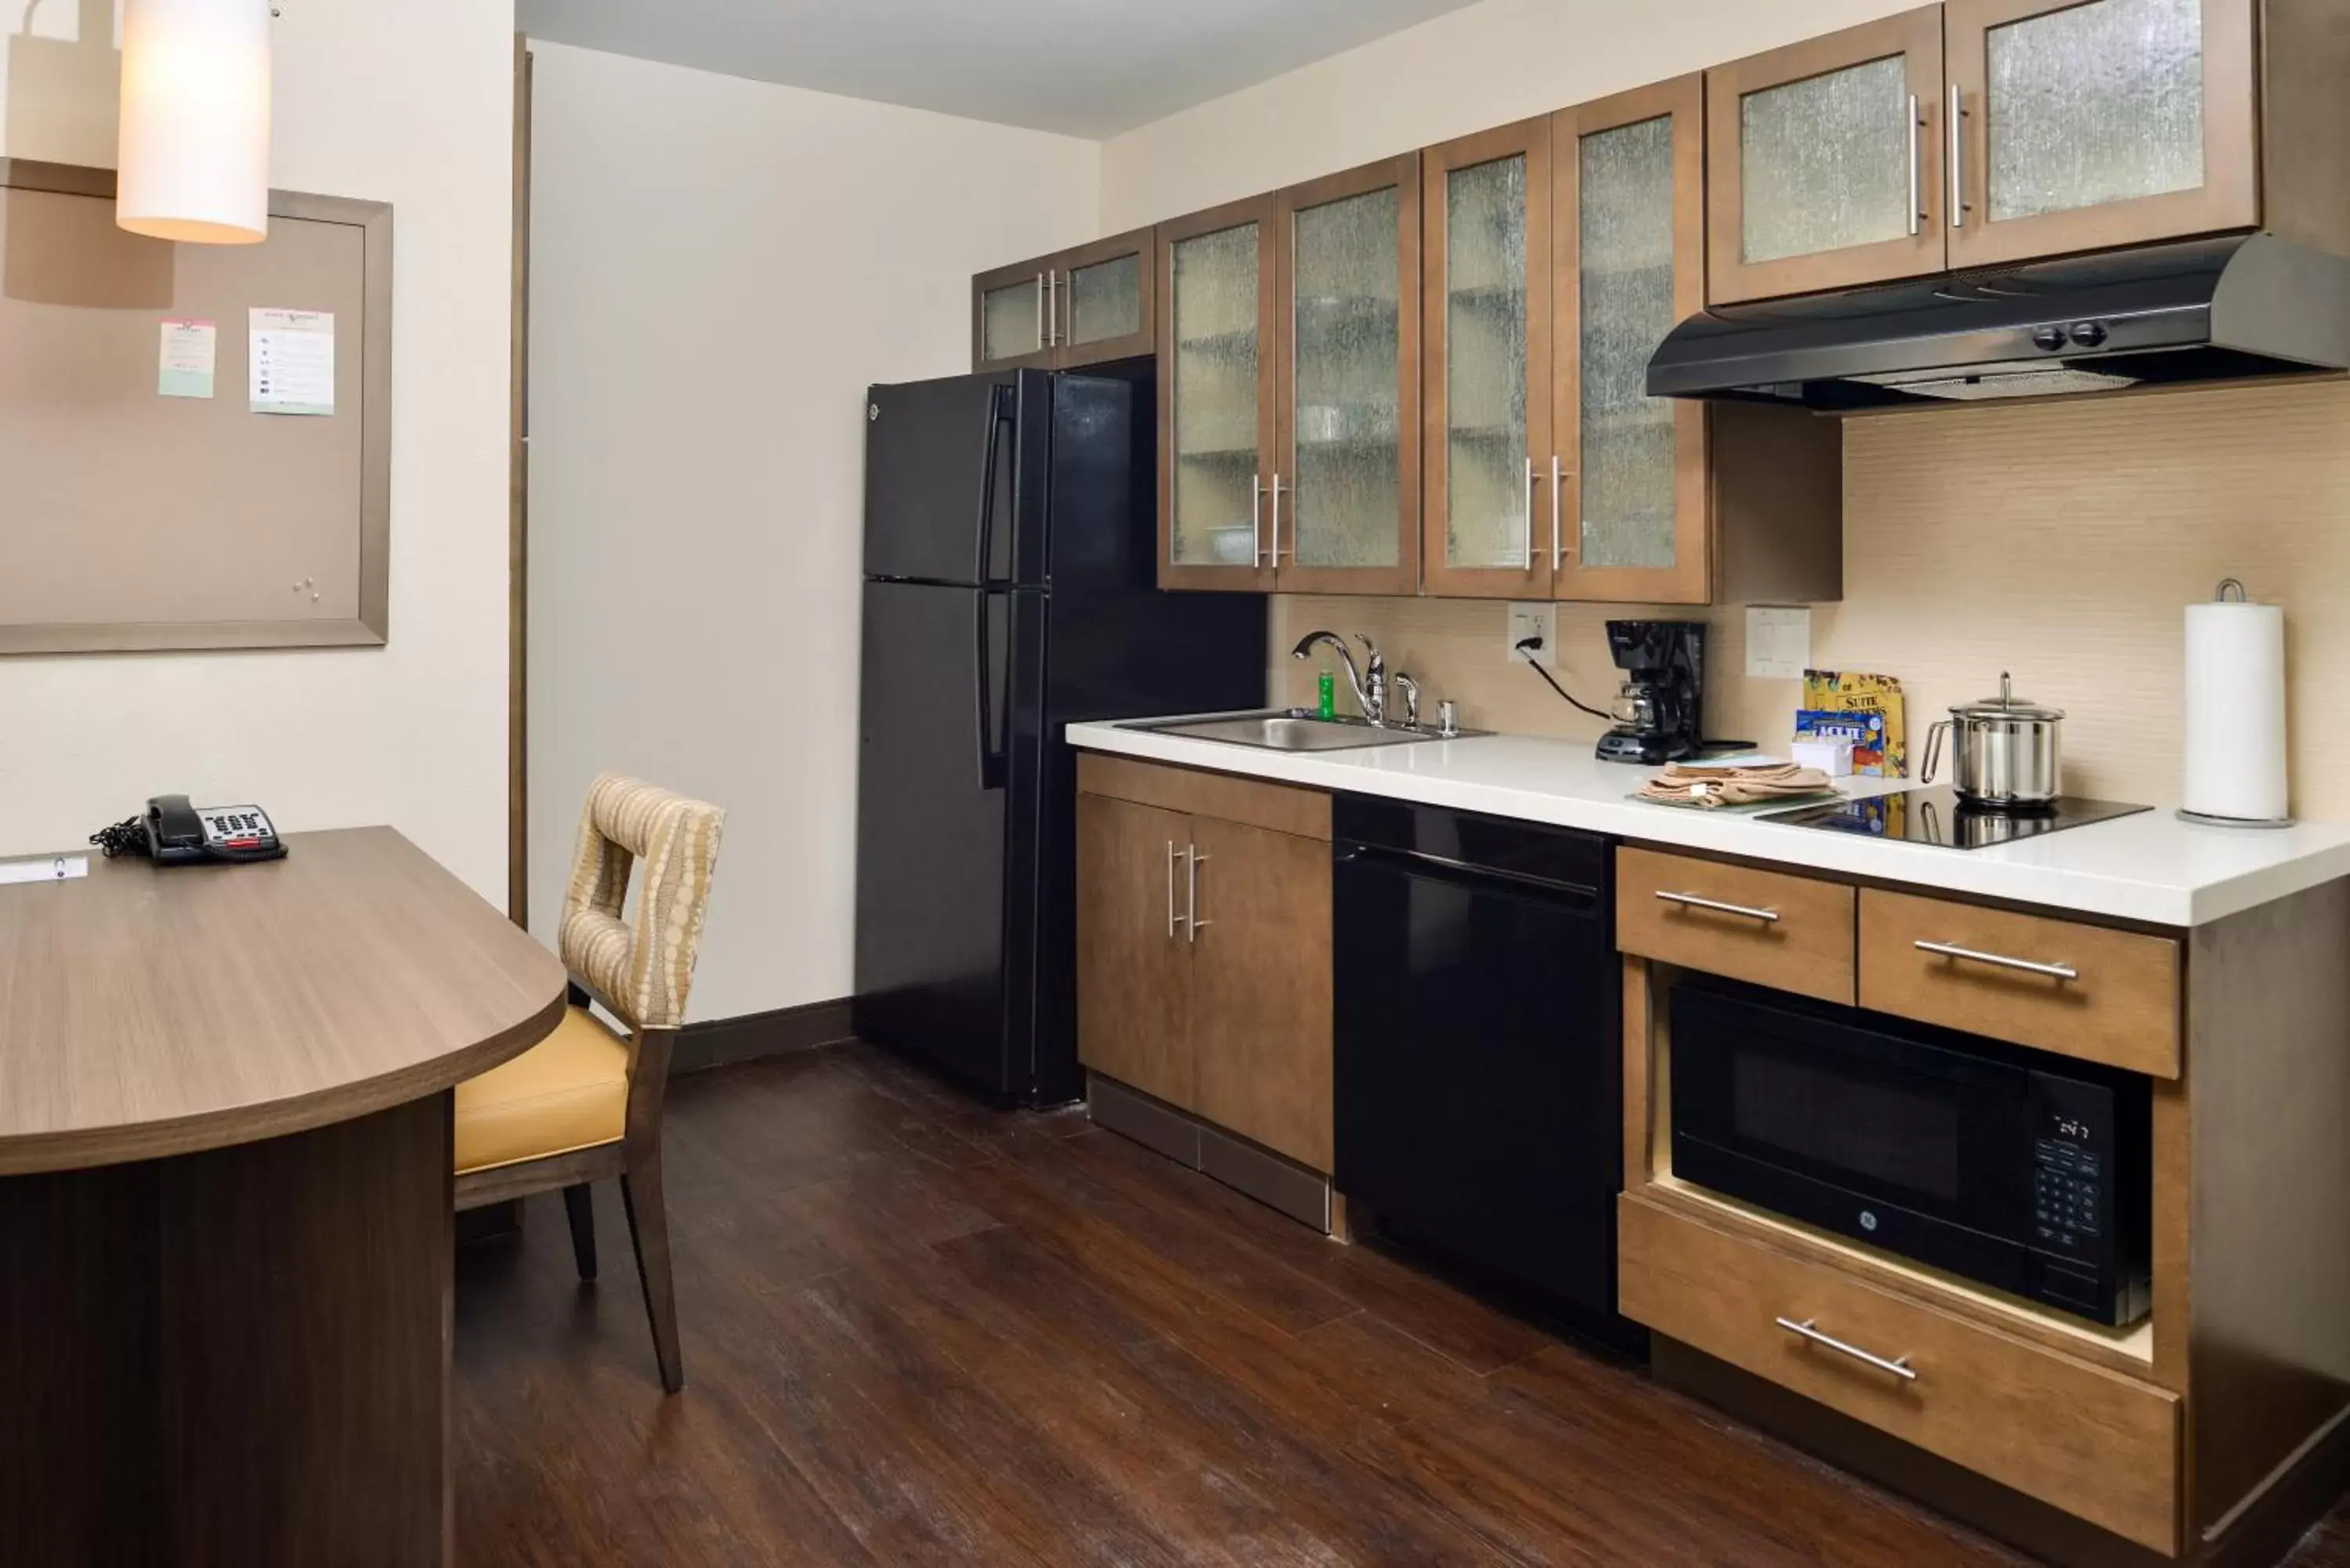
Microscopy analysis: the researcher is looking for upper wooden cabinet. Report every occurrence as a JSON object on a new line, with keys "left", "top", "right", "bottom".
{"left": 1421, "top": 118, "right": 1555, "bottom": 598}
{"left": 1158, "top": 161, "right": 1423, "bottom": 595}
{"left": 1709, "top": 0, "right": 2349, "bottom": 301}
{"left": 1423, "top": 84, "right": 1840, "bottom": 606}
{"left": 1273, "top": 157, "right": 1423, "bottom": 598}
{"left": 1706, "top": 8, "right": 1949, "bottom": 304}
{"left": 972, "top": 226, "right": 1155, "bottom": 374}
{"left": 1943, "top": 0, "right": 2258, "bottom": 269}
{"left": 1552, "top": 78, "right": 1713, "bottom": 604}
{"left": 1156, "top": 196, "right": 1281, "bottom": 591}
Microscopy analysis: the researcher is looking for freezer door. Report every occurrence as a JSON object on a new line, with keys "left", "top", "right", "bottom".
{"left": 853, "top": 579, "right": 1044, "bottom": 1096}
{"left": 863, "top": 373, "right": 1019, "bottom": 584}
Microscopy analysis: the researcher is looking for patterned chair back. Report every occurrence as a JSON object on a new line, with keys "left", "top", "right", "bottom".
{"left": 559, "top": 773, "right": 725, "bottom": 1034}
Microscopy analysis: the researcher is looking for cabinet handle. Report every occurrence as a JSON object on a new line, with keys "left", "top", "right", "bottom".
{"left": 1036, "top": 273, "right": 1047, "bottom": 350}
{"left": 1166, "top": 840, "right": 1187, "bottom": 939}
{"left": 1776, "top": 1317, "right": 1918, "bottom": 1382}
{"left": 1913, "top": 940, "right": 2077, "bottom": 982}
{"left": 1046, "top": 271, "right": 1060, "bottom": 346}
{"left": 1252, "top": 472, "right": 1269, "bottom": 566}
{"left": 1656, "top": 890, "right": 1780, "bottom": 924}
{"left": 1549, "top": 455, "right": 1567, "bottom": 571}
{"left": 1269, "top": 472, "right": 1288, "bottom": 571}
{"left": 1523, "top": 456, "right": 1537, "bottom": 571}
{"left": 1947, "top": 85, "right": 1965, "bottom": 229}
{"left": 1907, "top": 93, "right": 1923, "bottom": 236}
{"left": 1187, "top": 849, "right": 1209, "bottom": 943}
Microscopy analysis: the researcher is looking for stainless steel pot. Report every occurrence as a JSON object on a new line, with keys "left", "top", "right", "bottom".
{"left": 1921, "top": 673, "right": 2064, "bottom": 805}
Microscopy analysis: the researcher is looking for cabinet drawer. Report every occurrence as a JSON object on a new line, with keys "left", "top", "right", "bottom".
{"left": 1617, "top": 848, "right": 1854, "bottom": 1003}
{"left": 1077, "top": 753, "right": 1330, "bottom": 842}
{"left": 1619, "top": 1193, "right": 2178, "bottom": 1554}
{"left": 1859, "top": 891, "right": 2179, "bottom": 1077}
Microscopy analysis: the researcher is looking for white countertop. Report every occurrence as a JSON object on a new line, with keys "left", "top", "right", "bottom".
{"left": 1068, "top": 717, "right": 2350, "bottom": 927}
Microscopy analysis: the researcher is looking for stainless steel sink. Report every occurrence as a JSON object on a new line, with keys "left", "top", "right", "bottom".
{"left": 1137, "top": 710, "right": 1443, "bottom": 752}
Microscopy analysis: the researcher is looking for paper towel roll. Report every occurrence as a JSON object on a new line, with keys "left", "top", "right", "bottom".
{"left": 2183, "top": 589, "right": 2288, "bottom": 822}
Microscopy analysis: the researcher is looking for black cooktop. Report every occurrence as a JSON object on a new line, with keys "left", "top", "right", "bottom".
{"left": 1759, "top": 789, "right": 2154, "bottom": 851}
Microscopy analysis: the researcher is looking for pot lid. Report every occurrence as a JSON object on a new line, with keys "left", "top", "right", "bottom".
{"left": 1951, "top": 671, "right": 2064, "bottom": 721}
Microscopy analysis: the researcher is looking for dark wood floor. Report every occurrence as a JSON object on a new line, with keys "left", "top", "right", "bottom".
{"left": 454, "top": 1041, "right": 2350, "bottom": 1567}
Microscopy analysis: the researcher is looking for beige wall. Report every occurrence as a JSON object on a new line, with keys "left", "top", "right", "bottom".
{"left": 1104, "top": 0, "right": 2350, "bottom": 818}
{"left": 0, "top": 0, "right": 519, "bottom": 894}
{"left": 1098, "top": 0, "right": 1918, "bottom": 233}
{"left": 526, "top": 44, "right": 1099, "bottom": 1021}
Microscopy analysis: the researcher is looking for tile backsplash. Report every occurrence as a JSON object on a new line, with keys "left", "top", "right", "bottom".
{"left": 1273, "top": 377, "right": 2350, "bottom": 818}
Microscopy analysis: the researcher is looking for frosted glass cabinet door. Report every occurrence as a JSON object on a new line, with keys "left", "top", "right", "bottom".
{"left": 1058, "top": 226, "right": 1157, "bottom": 368}
{"left": 1553, "top": 76, "right": 1711, "bottom": 604}
{"left": 1420, "top": 119, "right": 1552, "bottom": 598}
{"left": 1706, "top": 8, "right": 1947, "bottom": 304}
{"left": 1947, "top": 0, "right": 2258, "bottom": 269}
{"left": 1274, "top": 156, "right": 1421, "bottom": 597}
{"left": 972, "top": 260, "right": 1052, "bottom": 371}
{"left": 1156, "top": 199, "right": 1278, "bottom": 590}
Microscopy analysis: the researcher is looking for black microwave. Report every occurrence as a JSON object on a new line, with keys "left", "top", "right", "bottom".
{"left": 1670, "top": 977, "right": 2150, "bottom": 1327}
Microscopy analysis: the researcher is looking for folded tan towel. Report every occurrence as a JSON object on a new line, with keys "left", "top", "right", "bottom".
{"left": 1636, "top": 761, "right": 1835, "bottom": 809}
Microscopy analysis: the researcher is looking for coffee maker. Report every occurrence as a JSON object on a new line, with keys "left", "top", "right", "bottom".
{"left": 1596, "top": 620, "right": 1705, "bottom": 764}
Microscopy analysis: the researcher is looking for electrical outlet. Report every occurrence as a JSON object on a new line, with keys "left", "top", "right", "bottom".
{"left": 1506, "top": 602, "right": 1556, "bottom": 667}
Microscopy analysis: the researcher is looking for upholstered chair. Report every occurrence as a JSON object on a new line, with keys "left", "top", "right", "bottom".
{"left": 454, "top": 773, "right": 724, "bottom": 1392}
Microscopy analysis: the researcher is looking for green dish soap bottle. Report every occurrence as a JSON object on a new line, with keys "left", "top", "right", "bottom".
{"left": 1317, "top": 670, "right": 1336, "bottom": 720}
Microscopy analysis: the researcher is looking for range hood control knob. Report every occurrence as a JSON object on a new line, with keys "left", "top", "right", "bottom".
{"left": 2069, "top": 320, "right": 2109, "bottom": 349}
{"left": 2031, "top": 325, "right": 2067, "bottom": 352}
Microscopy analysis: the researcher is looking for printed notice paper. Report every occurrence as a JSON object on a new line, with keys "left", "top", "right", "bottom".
{"left": 250, "top": 308, "right": 335, "bottom": 416}
{"left": 158, "top": 317, "right": 216, "bottom": 399}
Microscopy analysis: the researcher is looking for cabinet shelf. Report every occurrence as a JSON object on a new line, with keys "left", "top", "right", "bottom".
{"left": 1176, "top": 329, "right": 1258, "bottom": 358}
{"left": 1446, "top": 283, "right": 1528, "bottom": 312}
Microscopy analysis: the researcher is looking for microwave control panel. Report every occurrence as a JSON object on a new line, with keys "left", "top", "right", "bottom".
{"left": 2026, "top": 1072, "right": 2121, "bottom": 1318}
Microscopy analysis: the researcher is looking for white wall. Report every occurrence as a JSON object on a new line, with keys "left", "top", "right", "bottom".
{"left": 526, "top": 44, "right": 1097, "bottom": 1022}
{"left": 0, "top": 0, "right": 519, "bottom": 897}
{"left": 1099, "top": 0, "right": 1920, "bottom": 232}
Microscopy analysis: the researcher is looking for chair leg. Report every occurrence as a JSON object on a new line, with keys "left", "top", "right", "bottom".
{"left": 561, "top": 1183, "right": 598, "bottom": 1282}
{"left": 620, "top": 1147, "right": 684, "bottom": 1393}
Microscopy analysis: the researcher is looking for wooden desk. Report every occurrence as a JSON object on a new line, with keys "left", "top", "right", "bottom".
{"left": 0, "top": 827, "right": 565, "bottom": 1567}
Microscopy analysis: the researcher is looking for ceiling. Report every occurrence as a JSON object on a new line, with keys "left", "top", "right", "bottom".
{"left": 516, "top": 0, "right": 1483, "bottom": 138}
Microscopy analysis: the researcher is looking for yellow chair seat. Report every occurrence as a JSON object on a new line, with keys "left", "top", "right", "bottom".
{"left": 454, "top": 1005, "right": 630, "bottom": 1175}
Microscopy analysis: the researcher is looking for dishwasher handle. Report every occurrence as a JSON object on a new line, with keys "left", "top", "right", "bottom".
{"left": 1336, "top": 840, "right": 1603, "bottom": 910}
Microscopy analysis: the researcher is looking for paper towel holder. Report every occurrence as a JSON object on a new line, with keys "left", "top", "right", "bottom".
{"left": 2178, "top": 577, "right": 2295, "bottom": 830}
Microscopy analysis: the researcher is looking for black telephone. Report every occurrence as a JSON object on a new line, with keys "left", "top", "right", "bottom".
{"left": 143, "top": 795, "right": 287, "bottom": 864}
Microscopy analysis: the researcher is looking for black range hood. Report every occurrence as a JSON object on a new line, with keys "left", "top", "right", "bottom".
{"left": 1647, "top": 234, "right": 2350, "bottom": 410}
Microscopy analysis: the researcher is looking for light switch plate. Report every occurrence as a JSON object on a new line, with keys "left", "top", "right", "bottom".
{"left": 1746, "top": 605, "right": 1812, "bottom": 680}
{"left": 1507, "top": 602, "right": 1556, "bottom": 667}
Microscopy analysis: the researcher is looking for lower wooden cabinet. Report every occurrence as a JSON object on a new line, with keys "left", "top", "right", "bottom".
{"left": 1074, "top": 794, "right": 1194, "bottom": 1109}
{"left": 1620, "top": 1190, "right": 2180, "bottom": 1554}
{"left": 1075, "top": 757, "right": 1334, "bottom": 1174}
{"left": 1190, "top": 816, "right": 1334, "bottom": 1172}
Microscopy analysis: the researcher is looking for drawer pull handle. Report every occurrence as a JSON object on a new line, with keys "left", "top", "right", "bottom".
{"left": 1913, "top": 940, "right": 2078, "bottom": 982}
{"left": 1656, "top": 891, "right": 1780, "bottom": 924}
{"left": 1775, "top": 1317, "right": 1918, "bottom": 1382}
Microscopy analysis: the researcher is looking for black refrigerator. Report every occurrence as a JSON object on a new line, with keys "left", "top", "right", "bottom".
{"left": 854, "top": 367, "right": 1265, "bottom": 1105}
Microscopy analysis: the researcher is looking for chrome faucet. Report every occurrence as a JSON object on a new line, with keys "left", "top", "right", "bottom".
{"left": 1292, "top": 630, "right": 1386, "bottom": 726}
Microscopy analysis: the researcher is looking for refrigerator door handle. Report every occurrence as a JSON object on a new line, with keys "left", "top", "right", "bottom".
{"left": 972, "top": 381, "right": 1016, "bottom": 585}
{"left": 974, "top": 589, "right": 1009, "bottom": 792}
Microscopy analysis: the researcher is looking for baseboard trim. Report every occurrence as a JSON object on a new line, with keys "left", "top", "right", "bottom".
{"left": 1086, "top": 1071, "right": 1331, "bottom": 1234}
{"left": 672, "top": 997, "right": 853, "bottom": 1076}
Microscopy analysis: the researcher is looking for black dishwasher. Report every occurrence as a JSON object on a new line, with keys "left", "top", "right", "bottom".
{"left": 1332, "top": 795, "right": 1634, "bottom": 1349}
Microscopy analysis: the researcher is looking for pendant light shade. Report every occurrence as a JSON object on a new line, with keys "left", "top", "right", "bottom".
{"left": 118, "top": 0, "right": 272, "bottom": 244}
